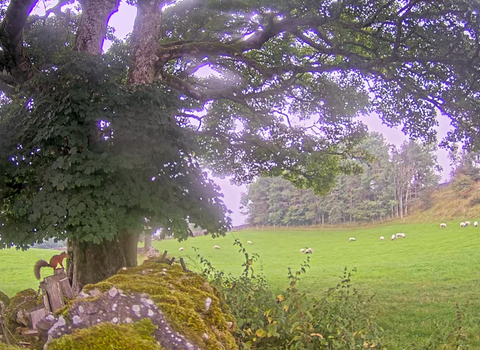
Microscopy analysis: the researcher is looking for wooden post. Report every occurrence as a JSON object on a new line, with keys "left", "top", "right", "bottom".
{"left": 56, "top": 269, "right": 74, "bottom": 299}
{"left": 30, "top": 308, "right": 48, "bottom": 330}
{"left": 40, "top": 268, "right": 74, "bottom": 312}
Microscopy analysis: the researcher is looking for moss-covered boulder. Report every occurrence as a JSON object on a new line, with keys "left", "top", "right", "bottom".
{"left": 49, "top": 319, "right": 164, "bottom": 350}
{"left": 0, "top": 290, "right": 10, "bottom": 344}
{"left": 5, "top": 289, "right": 40, "bottom": 330}
{"left": 46, "top": 258, "right": 237, "bottom": 350}
{"left": 0, "top": 291, "right": 9, "bottom": 308}
{"left": 0, "top": 344, "right": 25, "bottom": 350}
{"left": 3, "top": 288, "right": 43, "bottom": 348}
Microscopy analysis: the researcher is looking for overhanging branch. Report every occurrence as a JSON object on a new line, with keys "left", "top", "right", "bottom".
{"left": 0, "top": 0, "right": 38, "bottom": 84}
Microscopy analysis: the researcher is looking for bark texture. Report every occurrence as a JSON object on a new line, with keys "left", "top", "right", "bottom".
{"left": 127, "top": 0, "right": 163, "bottom": 85}
{"left": 74, "top": 0, "right": 120, "bottom": 54}
{"left": 67, "top": 234, "right": 138, "bottom": 293}
{"left": 0, "top": 0, "right": 37, "bottom": 83}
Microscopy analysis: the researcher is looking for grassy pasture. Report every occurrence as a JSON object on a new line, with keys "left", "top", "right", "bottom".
{"left": 153, "top": 222, "right": 480, "bottom": 349}
{"left": 2, "top": 221, "right": 480, "bottom": 348}
{"left": 0, "top": 248, "right": 59, "bottom": 297}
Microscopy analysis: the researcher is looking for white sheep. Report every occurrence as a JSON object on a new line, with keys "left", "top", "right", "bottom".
{"left": 349, "top": 237, "right": 356, "bottom": 242}
{"left": 440, "top": 223, "right": 447, "bottom": 228}
{"left": 391, "top": 234, "right": 396, "bottom": 241}
{"left": 460, "top": 222, "right": 466, "bottom": 227}
{"left": 465, "top": 221, "right": 471, "bottom": 226}
{"left": 305, "top": 248, "right": 313, "bottom": 254}
{"left": 214, "top": 245, "right": 221, "bottom": 249}
{"left": 247, "top": 241, "right": 252, "bottom": 244}
{"left": 380, "top": 236, "right": 384, "bottom": 241}
{"left": 395, "top": 233, "right": 405, "bottom": 238}
{"left": 179, "top": 247, "right": 184, "bottom": 251}
{"left": 475, "top": 221, "right": 479, "bottom": 227}
{"left": 300, "top": 248, "right": 305, "bottom": 253}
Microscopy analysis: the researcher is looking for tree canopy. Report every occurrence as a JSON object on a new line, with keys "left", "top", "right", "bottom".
{"left": 0, "top": 0, "right": 480, "bottom": 286}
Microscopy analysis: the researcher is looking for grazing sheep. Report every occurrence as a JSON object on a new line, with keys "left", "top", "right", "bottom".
{"left": 391, "top": 234, "right": 396, "bottom": 241}
{"left": 349, "top": 237, "right": 356, "bottom": 242}
{"left": 380, "top": 236, "right": 385, "bottom": 241}
{"left": 395, "top": 233, "right": 405, "bottom": 238}
{"left": 460, "top": 222, "right": 466, "bottom": 227}
{"left": 179, "top": 247, "right": 184, "bottom": 251}
{"left": 300, "top": 248, "right": 305, "bottom": 253}
{"left": 465, "top": 221, "right": 471, "bottom": 226}
{"left": 247, "top": 241, "right": 252, "bottom": 244}
{"left": 214, "top": 245, "right": 221, "bottom": 249}
{"left": 305, "top": 248, "right": 313, "bottom": 254}
{"left": 475, "top": 221, "right": 479, "bottom": 227}
{"left": 440, "top": 223, "right": 447, "bottom": 228}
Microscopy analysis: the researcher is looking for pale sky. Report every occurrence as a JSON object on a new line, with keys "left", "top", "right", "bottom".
{"left": 106, "top": 3, "right": 453, "bottom": 226}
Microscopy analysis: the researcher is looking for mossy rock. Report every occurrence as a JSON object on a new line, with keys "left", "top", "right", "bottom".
{"left": 49, "top": 259, "right": 237, "bottom": 350}
{"left": 5, "top": 288, "right": 43, "bottom": 329}
{"left": 48, "top": 318, "right": 164, "bottom": 350}
{"left": 0, "top": 290, "right": 10, "bottom": 307}
{"left": 4, "top": 288, "right": 44, "bottom": 349}
{"left": 0, "top": 345, "right": 25, "bottom": 350}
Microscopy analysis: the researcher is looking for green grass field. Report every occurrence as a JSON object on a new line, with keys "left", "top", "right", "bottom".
{"left": 2, "top": 221, "right": 480, "bottom": 349}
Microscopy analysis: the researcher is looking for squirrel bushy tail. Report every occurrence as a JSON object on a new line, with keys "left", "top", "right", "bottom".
{"left": 34, "top": 260, "right": 51, "bottom": 280}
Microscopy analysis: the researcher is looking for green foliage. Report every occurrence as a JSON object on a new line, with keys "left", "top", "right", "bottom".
{"left": 242, "top": 133, "right": 441, "bottom": 226}
{"left": 195, "top": 239, "right": 383, "bottom": 349}
{"left": 0, "top": 53, "right": 230, "bottom": 249}
{"left": 452, "top": 150, "right": 480, "bottom": 182}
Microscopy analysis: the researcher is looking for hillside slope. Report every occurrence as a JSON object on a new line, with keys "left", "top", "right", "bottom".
{"left": 409, "top": 177, "right": 480, "bottom": 222}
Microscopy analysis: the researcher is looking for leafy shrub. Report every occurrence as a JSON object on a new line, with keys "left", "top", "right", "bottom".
{"left": 193, "top": 240, "right": 384, "bottom": 349}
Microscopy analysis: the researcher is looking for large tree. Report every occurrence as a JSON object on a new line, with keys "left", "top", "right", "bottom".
{"left": 1, "top": 0, "right": 480, "bottom": 290}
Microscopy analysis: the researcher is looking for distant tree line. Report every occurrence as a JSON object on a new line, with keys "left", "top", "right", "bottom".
{"left": 241, "top": 133, "right": 441, "bottom": 226}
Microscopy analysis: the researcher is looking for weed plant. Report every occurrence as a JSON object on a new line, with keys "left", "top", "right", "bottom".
{"left": 194, "top": 239, "right": 383, "bottom": 349}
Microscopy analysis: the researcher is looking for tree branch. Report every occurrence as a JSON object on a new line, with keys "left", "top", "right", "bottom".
{"left": 0, "top": 0, "right": 38, "bottom": 84}
{"left": 74, "top": 0, "right": 120, "bottom": 54}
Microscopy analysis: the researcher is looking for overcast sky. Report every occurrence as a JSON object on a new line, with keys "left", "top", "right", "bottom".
{"left": 105, "top": 3, "right": 454, "bottom": 226}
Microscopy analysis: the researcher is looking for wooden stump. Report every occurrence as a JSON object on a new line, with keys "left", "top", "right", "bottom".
{"left": 39, "top": 269, "right": 74, "bottom": 313}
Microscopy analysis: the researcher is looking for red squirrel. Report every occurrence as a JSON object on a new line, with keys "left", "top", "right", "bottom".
{"left": 34, "top": 251, "right": 68, "bottom": 280}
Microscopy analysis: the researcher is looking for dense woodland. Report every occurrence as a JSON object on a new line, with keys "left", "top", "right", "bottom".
{"left": 241, "top": 132, "right": 442, "bottom": 226}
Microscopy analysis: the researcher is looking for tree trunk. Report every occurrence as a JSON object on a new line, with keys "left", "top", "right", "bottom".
{"left": 127, "top": 0, "right": 163, "bottom": 85}
{"left": 399, "top": 188, "right": 404, "bottom": 218}
{"left": 67, "top": 233, "right": 139, "bottom": 293}
{"left": 144, "top": 234, "right": 152, "bottom": 250}
{"left": 64, "top": 0, "right": 162, "bottom": 292}
{"left": 75, "top": 0, "right": 120, "bottom": 54}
